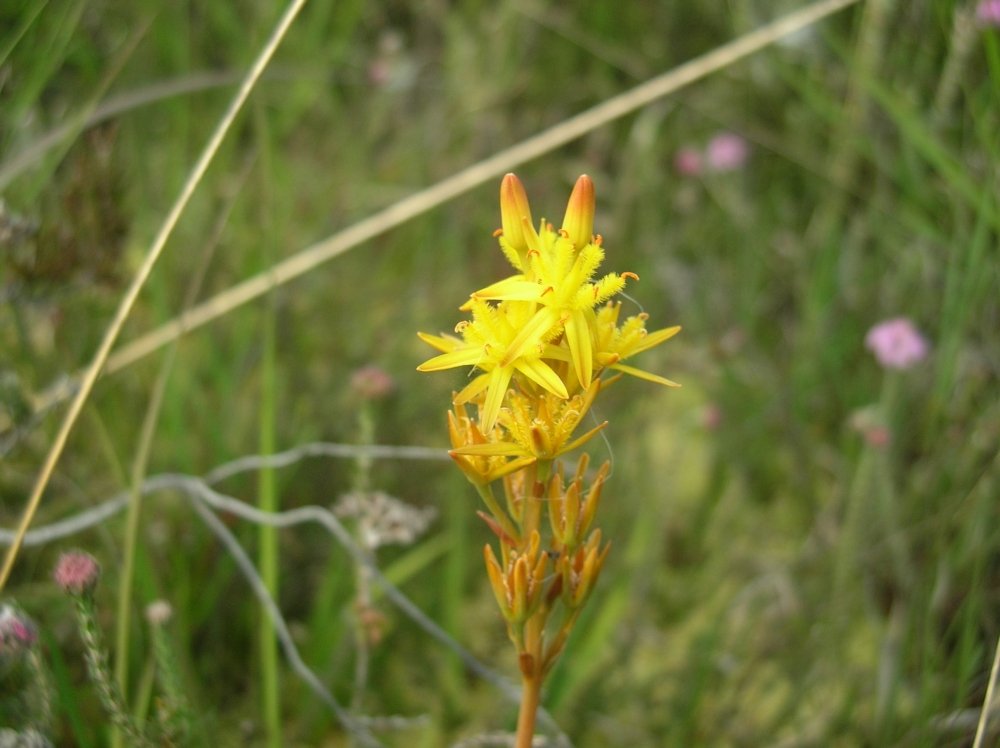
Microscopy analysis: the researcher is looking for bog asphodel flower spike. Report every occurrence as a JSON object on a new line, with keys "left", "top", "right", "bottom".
{"left": 418, "top": 174, "right": 679, "bottom": 748}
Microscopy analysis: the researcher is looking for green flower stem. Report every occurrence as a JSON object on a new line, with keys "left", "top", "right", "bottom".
{"left": 350, "top": 403, "right": 376, "bottom": 720}
{"left": 351, "top": 562, "right": 373, "bottom": 719}
{"left": 26, "top": 648, "right": 53, "bottom": 732}
{"left": 73, "top": 596, "right": 150, "bottom": 747}
{"left": 475, "top": 484, "right": 520, "bottom": 543}
{"left": 150, "top": 623, "right": 190, "bottom": 741}
{"left": 510, "top": 619, "right": 526, "bottom": 654}
{"left": 521, "top": 462, "right": 543, "bottom": 540}
{"left": 257, "top": 315, "right": 281, "bottom": 748}
{"left": 876, "top": 374, "right": 914, "bottom": 592}
{"left": 542, "top": 607, "right": 582, "bottom": 675}
{"left": 514, "top": 577, "right": 551, "bottom": 748}
{"left": 354, "top": 404, "right": 375, "bottom": 494}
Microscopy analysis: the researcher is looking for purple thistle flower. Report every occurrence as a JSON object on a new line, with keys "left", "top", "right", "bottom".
{"left": 705, "top": 132, "right": 750, "bottom": 172}
{"left": 865, "top": 317, "right": 930, "bottom": 370}
{"left": 673, "top": 147, "right": 703, "bottom": 176}
{"left": 53, "top": 551, "right": 101, "bottom": 595}
{"left": 350, "top": 364, "right": 396, "bottom": 400}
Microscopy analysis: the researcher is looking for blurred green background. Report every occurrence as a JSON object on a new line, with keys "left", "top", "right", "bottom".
{"left": 1, "top": 0, "right": 998, "bottom": 745}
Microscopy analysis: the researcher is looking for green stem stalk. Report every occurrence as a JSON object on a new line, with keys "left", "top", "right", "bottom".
{"left": 255, "top": 96, "right": 282, "bottom": 748}
{"left": 75, "top": 596, "right": 151, "bottom": 747}
{"left": 476, "top": 483, "right": 521, "bottom": 542}
{"left": 350, "top": 403, "right": 375, "bottom": 723}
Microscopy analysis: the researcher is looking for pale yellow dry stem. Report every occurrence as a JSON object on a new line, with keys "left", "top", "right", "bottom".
{"left": 0, "top": 0, "right": 310, "bottom": 592}
{"left": 972, "top": 633, "right": 1000, "bottom": 748}
{"left": 33, "top": 0, "right": 861, "bottom": 415}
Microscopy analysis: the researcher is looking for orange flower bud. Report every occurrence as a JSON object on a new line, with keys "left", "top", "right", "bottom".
{"left": 548, "top": 474, "right": 581, "bottom": 549}
{"left": 484, "top": 544, "right": 512, "bottom": 619}
{"left": 578, "top": 461, "right": 610, "bottom": 540}
{"left": 560, "top": 530, "right": 609, "bottom": 609}
{"left": 500, "top": 173, "right": 534, "bottom": 257}
{"left": 561, "top": 175, "right": 595, "bottom": 250}
{"left": 511, "top": 555, "right": 530, "bottom": 621}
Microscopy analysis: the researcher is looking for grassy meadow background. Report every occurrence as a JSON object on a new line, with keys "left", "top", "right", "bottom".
{"left": 1, "top": 0, "right": 998, "bottom": 745}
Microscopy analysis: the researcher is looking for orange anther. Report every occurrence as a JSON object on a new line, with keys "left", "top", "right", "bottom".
{"left": 622, "top": 272, "right": 639, "bottom": 281}
{"left": 493, "top": 228, "right": 503, "bottom": 237}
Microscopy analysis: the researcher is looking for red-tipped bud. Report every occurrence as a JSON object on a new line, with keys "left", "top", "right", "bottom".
{"left": 561, "top": 175, "right": 596, "bottom": 250}
{"left": 500, "top": 173, "right": 534, "bottom": 255}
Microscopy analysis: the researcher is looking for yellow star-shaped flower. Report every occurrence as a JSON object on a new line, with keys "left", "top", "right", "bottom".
{"left": 418, "top": 173, "right": 679, "bottom": 435}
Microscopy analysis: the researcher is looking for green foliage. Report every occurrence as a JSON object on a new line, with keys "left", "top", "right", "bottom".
{"left": 1, "top": 0, "right": 998, "bottom": 745}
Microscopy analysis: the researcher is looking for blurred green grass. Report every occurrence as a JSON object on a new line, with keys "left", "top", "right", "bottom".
{"left": 1, "top": 0, "right": 998, "bottom": 745}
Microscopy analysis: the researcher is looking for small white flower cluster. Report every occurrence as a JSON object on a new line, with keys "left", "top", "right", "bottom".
{"left": 334, "top": 491, "right": 436, "bottom": 550}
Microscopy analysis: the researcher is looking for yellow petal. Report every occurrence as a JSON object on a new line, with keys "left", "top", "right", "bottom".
{"left": 564, "top": 311, "right": 593, "bottom": 387}
{"left": 417, "top": 331, "right": 461, "bottom": 353}
{"left": 451, "top": 442, "right": 524, "bottom": 457}
{"left": 609, "top": 362, "right": 681, "bottom": 387}
{"left": 627, "top": 325, "right": 682, "bottom": 356}
{"left": 514, "top": 358, "right": 569, "bottom": 399}
{"left": 486, "top": 454, "right": 538, "bottom": 482}
{"left": 542, "top": 343, "right": 572, "bottom": 362}
{"left": 417, "top": 348, "right": 483, "bottom": 372}
{"left": 560, "top": 420, "right": 608, "bottom": 456}
{"left": 481, "top": 366, "right": 514, "bottom": 433}
{"left": 453, "top": 373, "right": 491, "bottom": 405}
{"left": 470, "top": 278, "right": 543, "bottom": 303}
{"left": 500, "top": 307, "right": 561, "bottom": 368}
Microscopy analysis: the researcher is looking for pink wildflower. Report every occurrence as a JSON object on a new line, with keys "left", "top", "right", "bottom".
{"left": 864, "top": 425, "right": 892, "bottom": 449}
{"left": 53, "top": 551, "right": 101, "bottom": 595}
{"left": 673, "top": 147, "right": 703, "bottom": 176}
{"left": 848, "top": 407, "right": 892, "bottom": 450}
{"left": 701, "top": 403, "right": 724, "bottom": 431}
{"left": 368, "top": 59, "right": 391, "bottom": 86}
{"left": 977, "top": 1, "right": 1000, "bottom": 26}
{"left": 350, "top": 364, "right": 396, "bottom": 400}
{"left": 705, "top": 132, "right": 750, "bottom": 172}
{"left": 865, "top": 317, "right": 930, "bottom": 370}
{"left": 0, "top": 604, "right": 37, "bottom": 653}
